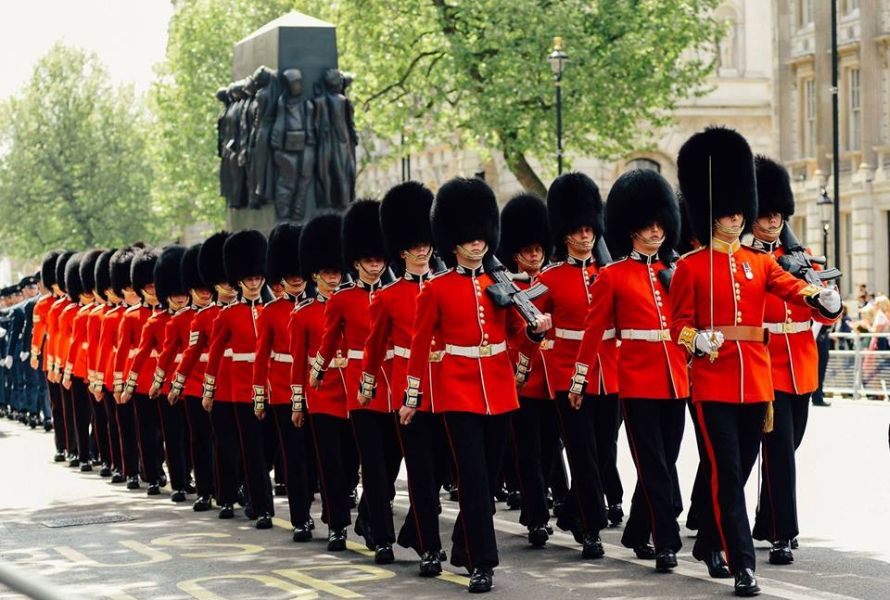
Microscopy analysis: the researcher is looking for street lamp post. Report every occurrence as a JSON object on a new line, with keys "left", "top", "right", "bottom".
{"left": 818, "top": 186, "right": 833, "bottom": 262}
{"left": 548, "top": 37, "right": 568, "bottom": 176}
{"left": 830, "top": 0, "right": 841, "bottom": 271}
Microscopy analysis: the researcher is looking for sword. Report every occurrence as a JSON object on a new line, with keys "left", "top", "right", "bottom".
{"left": 708, "top": 155, "right": 718, "bottom": 363}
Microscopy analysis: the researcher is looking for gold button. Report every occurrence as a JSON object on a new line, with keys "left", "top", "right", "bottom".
{"left": 480, "top": 318, "right": 486, "bottom": 324}
{"left": 737, "top": 317, "right": 742, "bottom": 324}
{"left": 657, "top": 302, "right": 663, "bottom": 307}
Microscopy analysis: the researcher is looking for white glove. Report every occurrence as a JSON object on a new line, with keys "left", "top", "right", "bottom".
{"left": 0, "top": 327, "right": 6, "bottom": 338}
{"left": 694, "top": 331, "right": 724, "bottom": 356}
{"left": 19, "top": 351, "right": 29, "bottom": 362}
{"left": 3, "top": 356, "right": 12, "bottom": 368}
{"left": 817, "top": 287, "right": 841, "bottom": 314}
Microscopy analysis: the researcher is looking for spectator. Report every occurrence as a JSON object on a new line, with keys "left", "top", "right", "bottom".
{"left": 869, "top": 295, "right": 890, "bottom": 352}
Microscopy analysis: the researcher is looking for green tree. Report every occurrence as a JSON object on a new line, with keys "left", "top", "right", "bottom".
{"left": 0, "top": 44, "right": 155, "bottom": 259}
{"left": 154, "top": 0, "right": 721, "bottom": 211}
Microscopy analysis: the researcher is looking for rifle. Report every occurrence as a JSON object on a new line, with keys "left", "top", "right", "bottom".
{"left": 482, "top": 254, "right": 549, "bottom": 331}
{"left": 777, "top": 226, "right": 842, "bottom": 286}
{"left": 657, "top": 249, "right": 680, "bottom": 291}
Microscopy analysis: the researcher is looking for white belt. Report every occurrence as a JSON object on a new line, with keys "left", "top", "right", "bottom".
{"left": 127, "top": 349, "right": 138, "bottom": 359}
{"left": 445, "top": 341, "right": 507, "bottom": 358}
{"left": 384, "top": 349, "right": 394, "bottom": 361}
{"left": 174, "top": 353, "right": 183, "bottom": 364}
{"left": 223, "top": 348, "right": 233, "bottom": 358}
{"left": 346, "top": 349, "right": 364, "bottom": 361}
{"left": 620, "top": 328, "right": 671, "bottom": 342}
{"left": 230, "top": 352, "right": 256, "bottom": 362}
{"left": 602, "top": 328, "right": 616, "bottom": 341}
{"left": 81, "top": 342, "right": 88, "bottom": 350}
{"left": 766, "top": 321, "right": 811, "bottom": 335}
{"left": 270, "top": 351, "right": 293, "bottom": 364}
{"left": 393, "top": 345, "right": 411, "bottom": 359}
{"left": 308, "top": 356, "right": 348, "bottom": 368}
{"left": 150, "top": 350, "right": 160, "bottom": 359}
{"left": 199, "top": 353, "right": 209, "bottom": 363}
{"left": 554, "top": 328, "right": 615, "bottom": 341}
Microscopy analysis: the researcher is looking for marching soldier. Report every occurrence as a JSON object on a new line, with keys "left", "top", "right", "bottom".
{"left": 123, "top": 246, "right": 192, "bottom": 501}
{"left": 48, "top": 251, "right": 78, "bottom": 463}
{"left": 30, "top": 251, "right": 64, "bottom": 452}
{"left": 360, "top": 181, "right": 446, "bottom": 575}
{"left": 401, "top": 177, "right": 551, "bottom": 593}
{"left": 204, "top": 230, "right": 275, "bottom": 529}
{"left": 19, "top": 273, "right": 51, "bottom": 431}
{"left": 672, "top": 126, "right": 841, "bottom": 596}
{"left": 252, "top": 222, "right": 314, "bottom": 541}
{"left": 311, "top": 199, "right": 399, "bottom": 564}
{"left": 748, "top": 156, "right": 834, "bottom": 564}
{"left": 157, "top": 243, "right": 216, "bottom": 511}
{"left": 496, "top": 192, "right": 558, "bottom": 547}
{"left": 532, "top": 172, "right": 616, "bottom": 558}
{"left": 289, "top": 213, "right": 352, "bottom": 551}
{"left": 170, "top": 232, "right": 240, "bottom": 517}
{"left": 570, "top": 169, "right": 689, "bottom": 571}
{"left": 82, "top": 251, "right": 114, "bottom": 477}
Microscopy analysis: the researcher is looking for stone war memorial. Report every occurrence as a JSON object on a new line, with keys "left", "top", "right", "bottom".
{"left": 219, "top": 11, "right": 358, "bottom": 233}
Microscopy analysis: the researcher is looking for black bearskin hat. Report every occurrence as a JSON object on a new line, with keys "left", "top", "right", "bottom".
{"left": 677, "top": 126, "right": 757, "bottom": 245}
{"left": 300, "top": 213, "right": 343, "bottom": 279}
{"left": 380, "top": 181, "right": 435, "bottom": 261}
{"left": 55, "top": 251, "right": 75, "bottom": 294}
{"left": 78, "top": 249, "right": 103, "bottom": 294}
{"left": 131, "top": 248, "right": 160, "bottom": 294}
{"left": 110, "top": 248, "right": 136, "bottom": 297}
{"left": 155, "top": 246, "right": 187, "bottom": 307}
{"left": 547, "top": 172, "right": 605, "bottom": 258}
{"left": 267, "top": 223, "right": 303, "bottom": 282}
{"left": 605, "top": 169, "right": 680, "bottom": 258}
{"left": 342, "top": 199, "right": 386, "bottom": 266}
{"left": 181, "top": 243, "right": 206, "bottom": 291}
{"left": 496, "top": 193, "right": 552, "bottom": 272}
{"left": 676, "top": 196, "right": 700, "bottom": 255}
{"left": 431, "top": 177, "right": 500, "bottom": 267}
{"left": 198, "top": 231, "right": 230, "bottom": 288}
{"left": 64, "top": 253, "right": 84, "bottom": 301}
{"left": 95, "top": 250, "right": 115, "bottom": 300}
{"left": 223, "top": 230, "right": 267, "bottom": 284}
{"left": 755, "top": 155, "right": 794, "bottom": 219}
{"left": 40, "top": 250, "right": 62, "bottom": 289}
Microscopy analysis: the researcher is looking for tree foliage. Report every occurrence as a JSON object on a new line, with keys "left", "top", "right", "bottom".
{"left": 0, "top": 44, "right": 155, "bottom": 259}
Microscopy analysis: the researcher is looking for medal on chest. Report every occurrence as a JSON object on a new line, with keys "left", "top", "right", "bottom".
{"left": 742, "top": 262, "right": 753, "bottom": 280}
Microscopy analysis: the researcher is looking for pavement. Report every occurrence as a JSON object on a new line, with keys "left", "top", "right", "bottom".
{"left": 1, "top": 398, "right": 889, "bottom": 600}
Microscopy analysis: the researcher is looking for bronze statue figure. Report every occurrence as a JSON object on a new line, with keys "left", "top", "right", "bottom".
{"left": 270, "top": 68, "right": 317, "bottom": 221}
{"left": 250, "top": 66, "right": 281, "bottom": 205}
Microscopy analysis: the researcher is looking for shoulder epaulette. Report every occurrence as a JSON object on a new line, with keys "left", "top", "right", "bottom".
{"left": 429, "top": 268, "right": 453, "bottom": 281}
{"left": 296, "top": 297, "right": 315, "bottom": 310}
{"left": 745, "top": 245, "right": 767, "bottom": 255}
{"left": 333, "top": 282, "right": 355, "bottom": 295}
{"left": 601, "top": 258, "right": 628, "bottom": 270}
{"left": 379, "top": 279, "right": 400, "bottom": 292}
{"left": 124, "top": 304, "right": 141, "bottom": 314}
{"left": 541, "top": 261, "right": 564, "bottom": 273}
{"left": 680, "top": 246, "right": 707, "bottom": 259}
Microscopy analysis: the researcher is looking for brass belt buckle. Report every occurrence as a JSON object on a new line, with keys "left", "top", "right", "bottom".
{"left": 782, "top": 322, "right": 795, "bottom": 334}
{"left": 479, "top": 345, "right": 491, "bottom": 357}
{"left": 429, "top": 351, "right": 443, "bottom": 363}
{"left": 333, "top": 357, "right": 347, "bottom": 368}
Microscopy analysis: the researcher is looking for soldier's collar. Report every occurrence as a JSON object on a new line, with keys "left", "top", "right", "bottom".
{"left": 403, "top": 270, "right": 431, "bottom": 283}
{"left": 566, "top": 254, "right": 594, "bottom": 268}
{"left": 629, "top": 249, "right": 659, "bottom": 264}
{"left": 316, "top": 292, "right": 329, "bottom": 304}
{"left": 355, "top": 278, "right": 383, "bottom": 292}
{"left": 455, "top": 264, "right": 484, "bottom": 277}
{"left": 240, "top": 296, "right": 263, "bottom": 305}
{"left": 750, "top": 236, "right": 781, "bottom": 253}
{"left": 711, "top": 238, "right": 741, "bottom": 254}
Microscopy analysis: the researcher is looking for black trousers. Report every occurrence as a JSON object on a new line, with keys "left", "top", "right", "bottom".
{"left": 621, "top": 399, "right": 686, "bottom": 552}
{"left": 183, "top": 395, "right": 215, "bottom": 498}
{"left": 116, "top": 397, "right": 141, "bottom": 478}
{"left": 60, "top": 384, "right": 77, "bottom": 455}
{"left": 232, "top": 403, "right": 274, "bottom": 516}
{"left": 686, "top": 400, "right": 708, "bottom": 530}
{"left": 70, "top": 377, "right": 94, "bottom": 463}
{"left": 351, "top": 409, "right": 402, "bottom": 547}
{"left": 309, "top": 413, "right": 352, "bottom": 530}
{"left": 692, "top": 401, "right": 767, "bottom": 574}
{"left": 211, "top": 402, "right": 241, "bottom": 506}
{"left": 48, "top": 380, "right": 66, "bottom": 452}
{"left": 594, "top": 393, "right": 624, "bottom": 507}
{"left": 270, "top": 404, "right": 311, "bottom": 527}
{"left": 133, "top": 393, "right": 162, "bottom": 484}
{"left": 753, "top": 391, "right": 810, "bottom": 542}
{"left": 396, "top": 410, "right": 444, "bottom": 555}
{"left": 91, "top": 391, "right": 111, "bottom": 466}
{"left": 511, "top": 396, "right": 560, "bottom": 528}
{"left": 102, "top": 391, "right": 122, "bottom": 473}
{"left": 158, "top": 395, "right": 190, "bottom": 490}
{"left": 443, "top": 411, "right": 510, "bottom": 571}
{"left": 553, "top": 392, "right": 608, "bottom": 535}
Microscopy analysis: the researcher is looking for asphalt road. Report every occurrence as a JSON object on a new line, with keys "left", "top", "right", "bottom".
{"left": 1, "top": 398, "right": 889, "bottom": 600}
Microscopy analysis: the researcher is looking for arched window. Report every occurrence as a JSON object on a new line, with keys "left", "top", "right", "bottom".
{"left": 625, "top": 158, "right": 661, "bottom": 173}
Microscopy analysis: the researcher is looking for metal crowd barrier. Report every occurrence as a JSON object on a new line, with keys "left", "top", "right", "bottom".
{"left": 824, "top": 332, "right": 890, "bottom": 401}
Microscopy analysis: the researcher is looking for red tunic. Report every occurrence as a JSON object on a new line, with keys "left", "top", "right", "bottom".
{"left": 86, "top": 304, "right": 107, "bottom": 382}
{"left": 508, "top": 278, "right": 549, "bottom": 400}
{"left": 156, "top": 306, "right": 203, "bottom": 398}
{"left": 127, "top": 310, "right": 171, "bottom": 395}
{"left": 406, "top": 265, "right": 528, "bottom": 415}
{"left": 575, "top": 254, "right": 689, "bottom": 400}
{"left": 752, "top": 241, "right": 834, "bottom": 395}
{"left": 66, "top": 303, "right": 95, "bottom": 380}
{"left": 175, "top": 303, "right": 220, "bottom": 393}
{"left": 670, "top": 240, "right": 832, "bottom": 404}
{"left": 533, "top": 256, "right": 618, "bottom": 396}
{"left": 289, "top": 295, "right": 348, "bottom": 419}
{"left": 316, "top": 281, "right": 392, "bottom": 414}
{"left": 114, "top": 304, "right": 157, "bottom": 394}
{"left": 361, "top": 273, "right": 442, "bottom": 412}
{"left": 45, "top": 297, "right": 72, "bottom": 376}
{"left": 205, "top": 299, "right": 264, "bottom": 403}
{"left": 29, "top": 293, "right": 53, "bottom": 359}
{"left": 97, "top": 305, "right": 125, "bottom": 390}
{"left": 252, "top": 295, "right": 297, "bottom": 406}
{"left": 57, "top": 303, "right": 78, "bottom": 380}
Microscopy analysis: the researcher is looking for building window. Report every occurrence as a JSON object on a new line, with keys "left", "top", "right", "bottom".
{"left": 802, "top": 78, "right": 816, "bottom": 157}
{"left": 847, "top": 68, "right": 861, "bottom": 151}
{"left": 625, "top": 158, "right": 661, "bottom": 173}
{"left": 800, "top": 0, "right": 814, "bottom": 27}
{"left": 843, "top": 0, "right": 860, "bottom": 14}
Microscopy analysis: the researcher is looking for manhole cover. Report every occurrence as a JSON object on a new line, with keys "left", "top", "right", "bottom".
{"left": 40, "top": 512, "right": 134, "bottom": 528}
